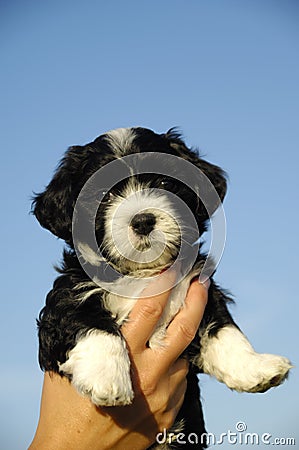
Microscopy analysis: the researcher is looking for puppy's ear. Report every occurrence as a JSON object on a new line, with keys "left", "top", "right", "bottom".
{"left": 163, "top": 129, "right": 227, "bottom": 218}
{"left": 32, "top": 146, "right": 87, "bottom": 244}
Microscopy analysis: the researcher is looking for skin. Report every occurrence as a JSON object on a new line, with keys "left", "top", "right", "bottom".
{"left": 29, "top": 279, "right": 209, "bottom": 450}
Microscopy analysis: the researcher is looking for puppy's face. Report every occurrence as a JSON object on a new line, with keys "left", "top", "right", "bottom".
{"left": 97, "top": 174, "right": 198, "bottom": 273}
{"left": 33, "top": 128, "right": 227, "bottom": 275}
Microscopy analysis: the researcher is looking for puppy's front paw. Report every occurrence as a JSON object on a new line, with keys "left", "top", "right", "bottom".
{"left": 85, "top": 369, "right": 134, "bottom": 407}
{"left": 58, "top": 330, "right": 134, "bottom": 406}
{"left": 240, "top": 353, "right": 291, "bottom": 393}
{"left": 198, "top": 325, "right": 292, "bottom": 393}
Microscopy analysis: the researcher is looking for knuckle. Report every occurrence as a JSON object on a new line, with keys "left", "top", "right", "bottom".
{"left": 177, "top": 318, "right": 198, "bottom": 342}
{"left": 139, "top": 301, "right": 164, "bottom": 321}
{"left": 180, "top": 371, "right": 188, "bottom": 387}
{"left": 142, "top": 379, "right": 158, "bottom": 397}
{"left": 179, "top": 358, "right": 189, "bottom": 374}
{"left": 172, "top": 358, "right": 189, "bottom": 378}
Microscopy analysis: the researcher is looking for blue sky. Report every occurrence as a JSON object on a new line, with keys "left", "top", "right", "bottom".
{"left": 1, "top": 1, "right": 298, "bottom": 448}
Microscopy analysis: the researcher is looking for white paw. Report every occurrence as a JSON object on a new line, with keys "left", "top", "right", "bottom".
{"left": 58, "top": 330, "right": 134, "bottom": 406}
{"left": 198, "top": 325, "right": 292, "bottom": 393}
{"left": 237, "top": 352, "right": 292, "bottom": 393}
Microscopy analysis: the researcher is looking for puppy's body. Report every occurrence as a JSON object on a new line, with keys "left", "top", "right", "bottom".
{"left": 33, "top": 128, "right": 291, "bottom": 449}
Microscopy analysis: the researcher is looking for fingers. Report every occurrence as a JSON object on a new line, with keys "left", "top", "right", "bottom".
{"left": 122, "top": 293, "right": 168, "bottom": 353}
{"left": 122, "top": 275, "right": 208, "bottom": 368}
{"left": 121, "top": 270, "right": 177, "bottom": 353}
{"left": 156, "top": 280, "right": 209, "bottom": 371}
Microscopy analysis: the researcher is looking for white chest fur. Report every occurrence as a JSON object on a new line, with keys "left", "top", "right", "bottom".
{"left": 103, "top": 270, "right": 196, "bottom": 348}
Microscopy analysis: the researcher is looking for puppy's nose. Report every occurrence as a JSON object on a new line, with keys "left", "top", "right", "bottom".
{"left": 130, "top": 212, "right": 156, "bottom": 236}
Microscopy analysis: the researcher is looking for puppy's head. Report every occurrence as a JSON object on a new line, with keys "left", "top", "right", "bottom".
{"left": 32, "top": 127, "right": 227, "bottom": 273}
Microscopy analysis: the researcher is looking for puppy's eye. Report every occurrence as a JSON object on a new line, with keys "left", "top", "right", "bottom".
{"left": 159, "top": 179, "right": 176, "bottom": 190}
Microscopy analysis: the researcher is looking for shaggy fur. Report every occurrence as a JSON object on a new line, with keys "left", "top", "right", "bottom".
{"left": 32, "top": 127, "right": 291, "bottom": 449}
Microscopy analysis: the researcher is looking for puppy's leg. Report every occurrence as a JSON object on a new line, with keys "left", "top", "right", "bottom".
{"left": 196, "top": 324, "right": 291, "bottom": 392}
{"left": 194, "top": 284, "right": 292, "bottom": 393}
{"left": 58, "top": 329, "right": 134, "bottom": 406}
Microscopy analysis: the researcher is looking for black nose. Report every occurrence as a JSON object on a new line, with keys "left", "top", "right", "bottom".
{"left": 130, "top": 212, "right": 156, "bottom": 236}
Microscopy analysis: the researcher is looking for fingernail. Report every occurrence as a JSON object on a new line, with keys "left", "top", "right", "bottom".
{"left": 198, "top": 276, "right": 210, "bottom": 290}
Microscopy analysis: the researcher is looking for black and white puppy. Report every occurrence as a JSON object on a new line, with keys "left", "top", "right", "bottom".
{"left": 32, "top": 127, "right": 291, "bottom": 449}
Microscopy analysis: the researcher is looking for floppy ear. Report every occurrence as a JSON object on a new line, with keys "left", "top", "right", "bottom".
{"left": 163, "top": 129, "right": 227, "bottom": 219}
{"left": 32, "top": 146, "right": 88, "bottom": 244}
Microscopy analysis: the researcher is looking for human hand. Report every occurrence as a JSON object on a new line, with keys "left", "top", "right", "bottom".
{"left": 29, "top": 278, "right": 208, "bottom": 450}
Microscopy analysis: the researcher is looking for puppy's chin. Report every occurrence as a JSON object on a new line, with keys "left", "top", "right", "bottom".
{"left": 105, "top": 242, "right": 178, "bottom": 275}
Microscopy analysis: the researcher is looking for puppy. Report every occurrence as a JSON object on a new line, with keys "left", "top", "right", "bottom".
{"left": 32, "top": 127, "right": 291, "bottom": 449}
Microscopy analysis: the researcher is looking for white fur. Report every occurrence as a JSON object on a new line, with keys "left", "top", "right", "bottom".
{"left": 105, "top": 128, "right": 136, "bottom": 157}
{"left": 103, "top": 292, "right": 138, "bottom": 325}
{"left": 77, "top": 241, "right": 103, "bottom": 266}
{"left": 196, "top": 325, "right": 292, "bottom": 392}
{"left": 102, "top": 268, "right": 197, "bottom": 330}
{"left": 58, "top": 330, "right": 133, "bottom": 406}
{"left": 103, "top": 185, "right": 180, "bottom": 271}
